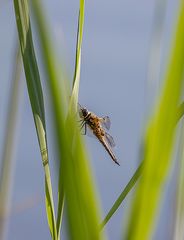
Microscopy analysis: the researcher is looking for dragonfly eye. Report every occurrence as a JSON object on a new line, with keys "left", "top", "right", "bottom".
{"left": 82, "top": 108, "right": 88, "bottom": 117}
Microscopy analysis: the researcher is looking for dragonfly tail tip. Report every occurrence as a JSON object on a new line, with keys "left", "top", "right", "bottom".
{"left": 115, "top": 160, "right": 120, "bottom": 166}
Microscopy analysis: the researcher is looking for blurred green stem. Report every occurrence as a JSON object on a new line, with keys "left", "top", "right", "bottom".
{"left": 0, "top": 45, "right": 22, "bottom": 240}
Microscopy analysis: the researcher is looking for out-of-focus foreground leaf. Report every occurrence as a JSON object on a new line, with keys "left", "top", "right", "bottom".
{"left": 173, "top": 122, "right": 184, "bottom": 240}
{"left": 31, "top": 1, "right": 104, "bottom": 240}
{"left": 101, "top": 0, "right": 184, "bottom": 229}
{"left": 0, "top": 46, "right": 22, "bottom": 240}
{"left": 57, "top": 0, "right": 85, "bottom": 236}
{"left": 101, "top": 100, "right": 184, "bottom": 229}
{"left": 13, "top": 1, "right": 57, "bottom": 239}
{"left": 125, "top": 2, "right": 184, "bottom": 239}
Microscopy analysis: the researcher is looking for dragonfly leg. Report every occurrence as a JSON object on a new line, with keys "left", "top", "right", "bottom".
{"left": 80, "top": 122, "right": 87, "bottom": 135}
{"left": 84, "top": 123, "right": 87, "bottom": 135}
{"left": 78, "top": 119, "right": 84, "bottom": 128}
{"left": 80, "top": 121, "right": 85, "bottom": 130}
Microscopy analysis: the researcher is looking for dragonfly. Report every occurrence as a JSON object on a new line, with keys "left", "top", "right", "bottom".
{"left": 79, "top": 105, "right": 120, "bottom": 166}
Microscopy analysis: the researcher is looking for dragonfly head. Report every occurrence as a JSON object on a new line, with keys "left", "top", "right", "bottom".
{"left": 79, "top": 106, "right": 89, "bottom": 118}
{"left": 78, "top": 103, "right": 90, "bottom": 118}
{"left": 81, "top": 108, "right": 89, "bottom": 117}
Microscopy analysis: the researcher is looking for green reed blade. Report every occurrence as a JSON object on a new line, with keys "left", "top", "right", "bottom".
{"left": 70, "top": 0, "right": 85, "bottom": 111}
{"left": 13, "top": 1, "right": 57, "bottom": 239}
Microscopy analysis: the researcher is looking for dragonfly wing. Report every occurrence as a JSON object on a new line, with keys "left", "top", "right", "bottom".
{"left": 100, "top": 116, "right": 111, "bottom": 130}
{"left": 86, "top": 125, "right": 96, "bottom": 138}
{"left": 104, "top": 132, "right": 116, "bottom": 148}
{"left": 78, "top": 104, "right": 83, "bottom": 118}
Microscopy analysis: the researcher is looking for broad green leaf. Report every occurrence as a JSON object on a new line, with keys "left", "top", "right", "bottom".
{"left": 31, "top": 1, "right": 104, "bottom": 239}
{"left": 57, "top": 0, "right": 86, "bottom": 234}
{"left": 13, "top": 1, "right": 57, "bottom": 239}
{"left": 125, "top": 2, "right": 184, "bottom": 239}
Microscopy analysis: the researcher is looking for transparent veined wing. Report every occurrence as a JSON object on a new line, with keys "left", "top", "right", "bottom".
{"left": 104, "top": 132, "right": 116, "bottom": 148}
{"left": 100, "top": 116, "right": 111, "bottom": 130}
{"left": 78, "top": 103, "right": 84, "bottom": 118}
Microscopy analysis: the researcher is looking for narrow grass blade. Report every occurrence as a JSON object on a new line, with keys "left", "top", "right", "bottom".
{"left": 31, "top": 1, "right": 104, "bottom": 239}
{"left": 56, "top": 179, "right": 64, "bottom": 238}
{"left": 13, "top": 1, "right": 57, "bottom": 239}
{"left": 0, "top": 45, "right": 22, "bottom": 240}
{"left": 100, "top": 162, "right": 143, "bottom": 229}
{"left": 70, "top": 0, "right": 85, "bottom": 111}
{"left": 125, "top": 2, "right": 184, "bottom": 239}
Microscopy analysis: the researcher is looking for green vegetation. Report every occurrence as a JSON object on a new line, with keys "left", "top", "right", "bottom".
{"left": 1, "top": 0, "right": 184, "bottom": 239}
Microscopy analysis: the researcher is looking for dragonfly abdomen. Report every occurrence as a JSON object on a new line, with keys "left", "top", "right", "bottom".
{"left": 98, "top": 137, "right": 120, "bottom": 166}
